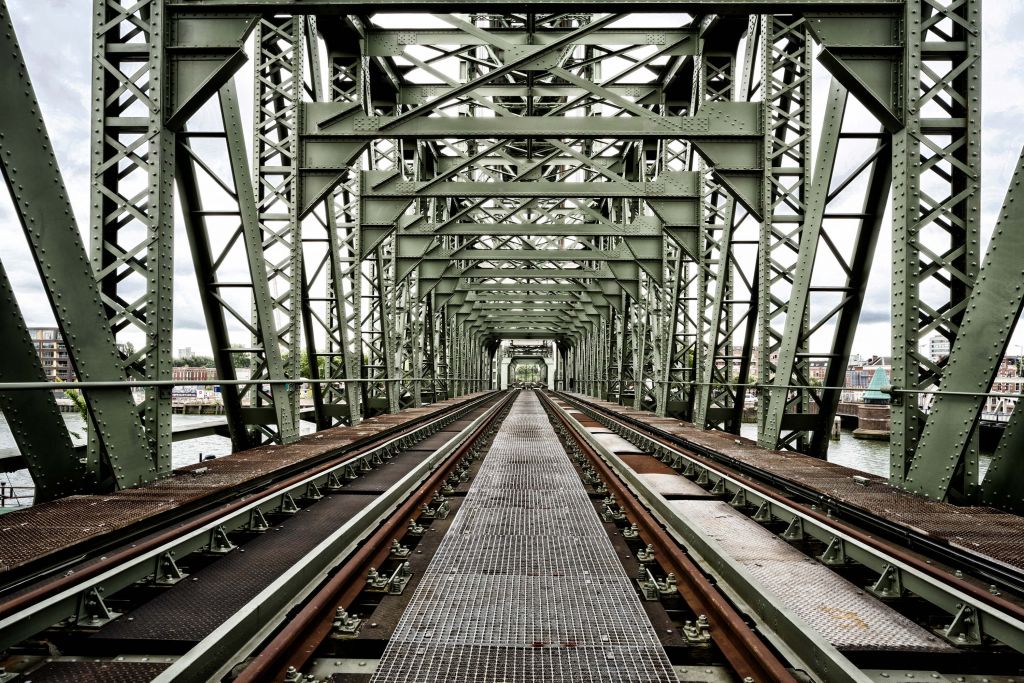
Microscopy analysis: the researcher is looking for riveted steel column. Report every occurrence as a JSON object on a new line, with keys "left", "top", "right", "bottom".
{"left": 692, "top": 20, "right": 756, "bottom": 432}
{"left": 252, "top": 16, "right": 302, "bottom": 442}
{"left": 757, "top": 15, "right": 812, "bottom": 445}
{"left": 299, "top": 16, "right": 363, "bottom": 426}
{"left": 89, "top": 0, "right": 175, "bottom": 480}
{"left": 890, "top": 0, "right": 981, "bottom": 490}
{"left": 910, "top": 146, "right": 1020, "bottom": 503}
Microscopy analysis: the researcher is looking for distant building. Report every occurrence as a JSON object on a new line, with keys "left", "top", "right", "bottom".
{"left": 177, "top": 347, "right": 193, "bottom": 358}
{"left": 842, "top": 355, "right": 892, "bottom": 402}
{"left": 172, "top": 366, "right": 216, "bottom": 382}
{"left": 28, "top": 327, "right": 74, "bottom": 382}
{"left": 808, "top": 359, "right": 828, "bottom": 383}
{"left": 927, "top": 335, "right": 950, "bottom": 362}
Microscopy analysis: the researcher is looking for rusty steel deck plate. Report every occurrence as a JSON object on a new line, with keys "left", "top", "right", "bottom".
{"left": 17, "top": 660, "right": 170, "bottom": 683}
{"left": 0, "top": 394, "right": 488, "bottom": 579}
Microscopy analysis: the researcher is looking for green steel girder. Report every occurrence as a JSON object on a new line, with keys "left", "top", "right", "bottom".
{"left": 303, "top": 102, "right": 757, "bottom": 140}
{"left": 907, "top": 147, "right": 1024, "bottom": 502}
{"left": 0, "top": 260, "right": 86, "bottom": 501}
{"left": 5, "top": 2, "right": 1014, "bottom": 520}
{"left": 299, "top": 105, "right": 762, "bottom": 214}
{"left": 176, "top": 81, "right": 298, "bottom": 446}
{"left": 91, "top": 0, "right": 177, "bottom": 479}
{"left": 398, "top": 219, "right": 662, "bottom": 237}
{"left": 982, "top": 405, "right": 1024, "bottom": 514}
{"left": 364, "top": 28, "right": 698, "bottom": 54}
{"left": 361, "top": 172, "right": 701, "bottom": 200}
{"left": 165, "top": 13, "right": 258, "bottom": 127}
{"left": 889, "top": 0, "right": 981, "bottom": 491}
{"left": 250, "top": 16, "right": 303, "bottom": 440}
{"left": 398, "top": 83, "right": 665, "bottom": 104}
{"left": 757, "top": 15, "right": 813, "bottom": 443}
{"left": 805, "top": 13, "right": 903, "bottom": 130}
{"left": 758, "top": 78, "right": 891, "bottom": 456}
{"left": 168, "top": 1, "right": 904, "bottom": 11}
{"left": 689, "top": 16, "right": 763, "bottom": 432}
{"left": 1, "top": 2, "right": 152, "bottom": 490}
{"left": 298, "top": 15, "right": 364, "bottom": 426}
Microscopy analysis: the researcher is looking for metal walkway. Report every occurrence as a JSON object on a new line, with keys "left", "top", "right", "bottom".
{"left": 372, "top": 390, "right": 677, "bottom": 682}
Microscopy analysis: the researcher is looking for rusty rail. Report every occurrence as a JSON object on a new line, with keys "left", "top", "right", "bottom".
{"left": 538, "top": 391, "right": 799, "bottom": 683}
{"left": 233, "top": 390, "right": 518, "bottom": 682}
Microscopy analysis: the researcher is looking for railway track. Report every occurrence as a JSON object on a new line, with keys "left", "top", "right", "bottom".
{"left": 3, "top": 389, "right": 1024, "bottom": 682}
{"left": 0, "top": 391, "right": 511, "bottom": 682}
{"left": 551, "top": 391, "right": 1024, "bottom": 678}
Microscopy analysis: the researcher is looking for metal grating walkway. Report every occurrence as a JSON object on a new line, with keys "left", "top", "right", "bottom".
{"left": 372, "top": 391, "right": 678, "bottom": 682}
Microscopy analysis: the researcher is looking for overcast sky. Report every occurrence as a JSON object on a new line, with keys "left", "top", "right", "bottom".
{"left": 2, "top": 1, "right": 1023, "bottom": 359}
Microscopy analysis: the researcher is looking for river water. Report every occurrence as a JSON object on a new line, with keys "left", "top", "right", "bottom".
{"left": 0, "top": 414, "right": 315, "bottom": 507}
{"left": 739, "top": 423, "right": 992, "bottom": 480}
{"left": 0, "top": 415, "right": 990, "bottom": 507}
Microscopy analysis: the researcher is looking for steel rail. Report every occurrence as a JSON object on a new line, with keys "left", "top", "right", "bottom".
{"left": 231, "top": 390, "right": 519, "bottom": 682}
{"left": 543, "top": 393, "right": 869, "bottom": 682}
{"left": 564, "top": 391, "right": 1024, "bottom": 592}
{"left": 556, "top": 392, "right": 1024, "bottom": 655}
{"left": 0, "top": 393, "right": 493, "bottom": 596}
{"left": 156, "top": 390, "right": 519, "bottom": 682}
{"left": 537, "top": 391, "right": 799, "bottom": 683}
{"left": 0, "top": 392, "right": 500, "bottom": 650}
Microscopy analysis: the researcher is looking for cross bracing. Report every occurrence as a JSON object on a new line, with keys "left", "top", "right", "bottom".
{"left": 2, "top": 0, "right": 1023, "bottom": 515}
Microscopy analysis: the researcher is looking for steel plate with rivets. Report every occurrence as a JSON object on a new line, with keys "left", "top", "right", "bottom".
{"left": 668, "top": 500, "right": 955, "bottom": 652}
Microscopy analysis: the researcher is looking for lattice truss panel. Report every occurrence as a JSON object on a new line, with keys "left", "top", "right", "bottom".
{"left": 372, "top": 391, "right": 677, "bottom": 682}
{"left": 5, "top": 1, "right": 1015, "bottom": 513}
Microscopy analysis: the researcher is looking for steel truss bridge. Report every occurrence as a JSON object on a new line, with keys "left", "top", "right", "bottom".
{"left": 0, "top": 3, "right": 1021, "bottom": 513}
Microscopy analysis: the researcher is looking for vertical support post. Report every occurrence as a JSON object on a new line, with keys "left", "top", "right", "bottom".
{"left": 890, "top": 0, "right": 981, "bottom": 489}
{"left": 758, "top": 15, "right": 812, "bottom": 445}
{"left": 252, "top": 16, "right": 302, "bottom": 441}
{"left": 693, "top": 20, "right": 759, "bottom": 433}
{"left": 89, "top": 0, "right": 173, "bottom": 481}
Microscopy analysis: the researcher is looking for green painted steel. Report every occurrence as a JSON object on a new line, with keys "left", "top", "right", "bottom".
{"left": 0, "top": 2, "right": 1017, "bottom": 518}
{"left": 1, "top": 1, "right": 150, "bottom": 490}
{"left": 0, "top": 260, "right": 86, "bottom": 501}
{"left": 910, "top": 147, "right": 1024, "bottom": 502}
{"left": 889, "top": 0, "right": 981, "bottom": 495}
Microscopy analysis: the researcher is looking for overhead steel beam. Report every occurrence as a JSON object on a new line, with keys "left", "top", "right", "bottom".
{"left": 303, "top": 102, "right": 758, "bottom": 139}
{"left": 168, "top": 1, "right": 904, "bottom": 11}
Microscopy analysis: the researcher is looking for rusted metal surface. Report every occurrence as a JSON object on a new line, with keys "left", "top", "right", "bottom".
{"left": 617, "top": 453, "right": 679, "bottom": 476}
{"left": 562, "top": 393, "right": 1024, "bottom": 628}
{"left": 15, "top": 660, "right": 169, "bottom": 682}
{"left": 541, "top": 393, "right": 799, "bottom": 683}
{"left": 232, "top": 391, "right": 517, "bottom": 683}
{"left": 569, "top": 394, "right": 1024, "bottom": 572}
{"left": 0, "top": 393, "right": 491, "bottom": 614}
